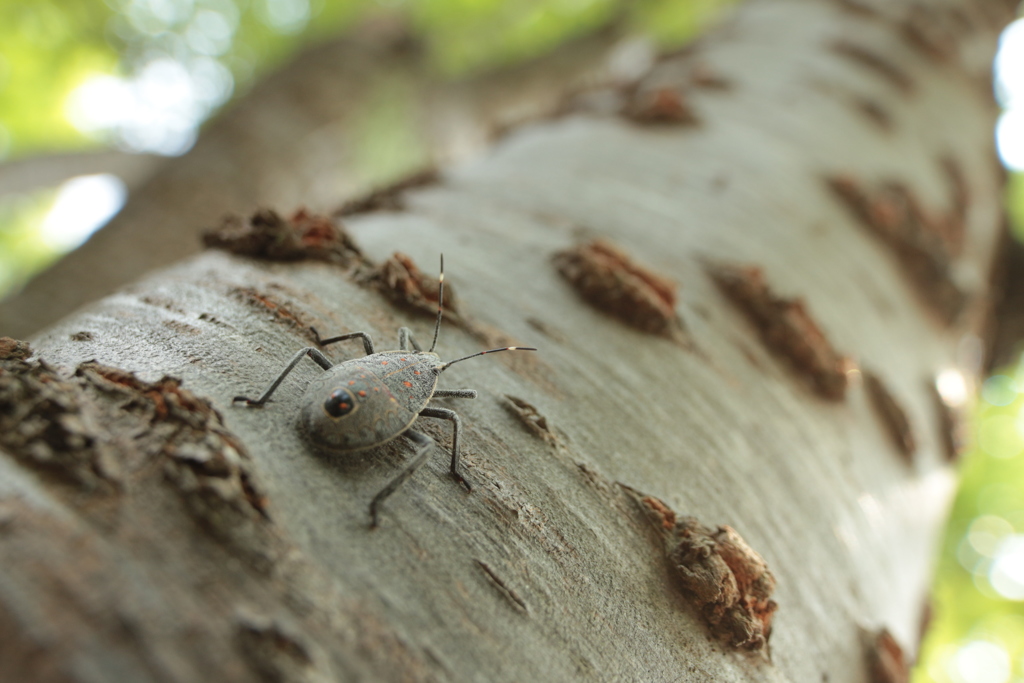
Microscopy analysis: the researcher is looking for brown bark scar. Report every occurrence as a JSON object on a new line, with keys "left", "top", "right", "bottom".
{"left": 0, "top": 336, "right": 32, "bottom": 361}
{"left": 230, "top": 286, "right": 317, "bottom": 342}
{"left": 0, "top": 350, "right": 269, "bottom": 525}
{"left": 235, "top": 610, "right": 316, "bottom": 681}
{"left": 867, "top": 627, "right": 909, "bottom": 683}
{"left": 554, "top": 239, "right": 688, "bottom": 344}
{"left": 503, "top": 395, "right": 560, "bottom": 447}
{"left": 900, "top": 5, "right": 959, "bottom": 62}
{"left": 363, "top": 252, "right": 465, "bottom": 325}
{"left": 707, "top": 262, "right": 850, "bottom": 401}
{"left": 825, "top": 171, "right": 967, "bottom": 323}
{"left": 203, "top": 208, "right": 361, "bottom": 264}
{"left": 853, "top": 97, "right": 894, "bottom": 131}
{"left": 476, "top": 560, "right": 529, "bottom": 613}
{"left": 334, "top": 167, "right": 440, "bottom": 217}
{"left": 628, "top": 491, "right": 777, "bottom": 654}
{"left": 830, "top": 40, "right": 916, "bottom": 94}
{"left": 862, "top": 370, "right": 916, "bottom": 461}
{"left": 622, "top": 87, "right": 700, "bottom": 125}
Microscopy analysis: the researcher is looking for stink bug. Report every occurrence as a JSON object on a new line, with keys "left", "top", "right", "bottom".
{"left": 233, "top": 256, "right": 536, "bottom": 526}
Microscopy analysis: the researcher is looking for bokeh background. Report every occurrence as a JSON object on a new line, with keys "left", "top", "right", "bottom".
{"left": 1, "top": 1, "right": 1022, "bottom": 680}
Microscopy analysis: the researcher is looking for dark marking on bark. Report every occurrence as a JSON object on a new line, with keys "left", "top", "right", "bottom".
{"left": 363, "top": 252, "right": 465, "bottom": 325}
{"left": 503, "top": 395, "right": 559, "bottom": 447}
{"left": 69, "top": 331, "right": 94, "bottom": 342}
{"left": 854, "top": 97, "right": 894, "bottom": 131}
{"left": 629, "top": 491, "right": 777, "bottom": 653}
{"left": 834, "top": 0, "right": 881, "bottom": 18}
{"left": 236, "top": 611, "right": 315, "bottom": 683}
{"left": 0, "top": 337, "right": 31, "bottom": 361}
{"left": 689, "top": 63, "right": 732, "bottom": 91}
{"left": 707, "top": 262, "right": 849, "bottom": 400}
{"left": 830, "top": 40, "right": 915, "bottom": 94}
{"left": 863, "top": 370, "right": 916, "bottom": 460}
{"left": 140, "top": 294, "right": 188, "bottom": 315}
{"left": 554, "top": 239, "right": 687, "bottom": 344}
{"left": 900, "top": 4, "right": 958, "bottom": 62}
{"left": 163, "top": 320, "right": 201, "bottom": 335}
{"left": 334, "top": 167, "right": 440, "bottom": 217}
{"left": 476, "top": 560, "right": 528, "bottom": 613}
{"left": 203, "top": 208, "right": 361, "bottom": 264}
{"left": 928, "top": 378, "right": 966, "bottom": 462}
{"left": 230, "top": 286, "right": 316, "bottom": 340}
{"left": 825, "top": 173, "right": 966, "bottom": 323}
{"left": 525, "top": 317, "right": 568, "bottom": 344}
{"left": 623, "top": 87, "right": 699, "bottom": 125}
{"left": 867, "top": 628, "right": 908, "bottom": 683}
{"left": 940, "top": 156, "right": 968, "bottom": 256}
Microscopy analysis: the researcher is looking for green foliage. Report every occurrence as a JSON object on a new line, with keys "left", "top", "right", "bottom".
{"left": 0, "top": 0, "right": 117, "bottom": 156}
{"left": 914, "top": 380, "right": 1024, "bottom": 682}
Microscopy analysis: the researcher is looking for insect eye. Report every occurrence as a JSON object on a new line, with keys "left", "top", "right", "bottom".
{"left": 324, "top": 389, "right": 355, "bottom": 417}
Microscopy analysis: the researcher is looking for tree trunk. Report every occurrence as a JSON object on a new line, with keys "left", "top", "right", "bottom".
{"left": 0, "top": 0, "right": 1013, "bottom": 681}
{"left": 0, "top": 16, "right": 625, "bottom": 339}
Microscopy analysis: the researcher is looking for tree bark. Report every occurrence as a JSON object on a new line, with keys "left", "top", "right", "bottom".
{"left": 0, "top": 0, "right": 1014, "bottom": 681}
{"left": 0, "top": 16, "right": 626, "bottom": 339}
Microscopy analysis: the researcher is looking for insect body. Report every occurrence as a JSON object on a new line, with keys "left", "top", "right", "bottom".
{"left": 233, "top": 256, "right": 535, "bottom": 526}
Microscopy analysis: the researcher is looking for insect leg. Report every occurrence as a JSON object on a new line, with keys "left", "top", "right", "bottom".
{"left": 369, "top": 429, "right": 433, "bottom": 528}
{"left": 398, "top": 327, "right": 423, "bottom": 352}
{"left": 233, "top": 347, "right": 333, "bottom": 406}
{"left": 310, "top": 327, "right": 374, "bottom": 356}
{"left": 431, "top": 390, "right": 477, "bottom": 399}
{"left": 419, "top": 407, "right": 471, "bottom": 491}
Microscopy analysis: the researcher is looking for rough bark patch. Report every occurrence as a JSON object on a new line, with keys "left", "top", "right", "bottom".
{"left": 0, "top": 346, "right": 268, "bottom": 528}
{"left": 863, "top": 370, "right": 916, "bottom": 461}
{"left": 825, "top": 172, "right": 966, "bottom": 323}
{"left": 867, "top": 628, "right": 909, "bottom": 683}
{"left": 363, "top": 252, "right": 465, "bottom": 325}
{"left": 202, "top": 208, "right": 361, "bottom": 264}
{"left": 554, "top": 239, "right": 687, "bottom": 343}
{"left": 503, "top": 395, "right": 560, "bottom": 447}
{"left": 707, "top": 262, "right": 850, "bottom": 400}
{"left": 630, "top": 491, "right": 777, "bottom": 653}
{"left": 0, "top": 351, "right": 121, "bottom": 490}
{"left": 334, "top": 167, "right": 440, "bottom": 217}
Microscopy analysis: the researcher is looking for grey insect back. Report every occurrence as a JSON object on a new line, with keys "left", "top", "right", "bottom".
{"left": 233, "top": 256, "right": 536, "bottom": 527}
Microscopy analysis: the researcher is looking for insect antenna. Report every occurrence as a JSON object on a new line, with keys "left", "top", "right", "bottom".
{"left": 428, "top": 254, "right": 444, "bottom": 353}
{"left": 441, "top": 346, "right": 537, "bottom": 371}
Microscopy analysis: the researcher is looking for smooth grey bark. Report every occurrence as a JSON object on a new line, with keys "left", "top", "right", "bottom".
{"left": 1, "top": 0, "right": 1014, "bottom": 681}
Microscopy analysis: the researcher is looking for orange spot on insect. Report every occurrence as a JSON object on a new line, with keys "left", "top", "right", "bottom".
{"left": 349, "top": 380, "right": 356, "bottom": 385}
{"left": 381, "top": 361, "right": 388, "bottom": 365}
{"left": 373, "top": 387, "right": 380, "bottom": 392}
{"left": 358, "top": 390, "right": 367, "bottom": 397}
{"left": 403, "top": 381, "right": 412, "bottom": 387}
{"left": 400, "top": 357, "right": 407, "bottom": 361}
{"left": 414, "top": 370, "right": 421, "bottom": 375}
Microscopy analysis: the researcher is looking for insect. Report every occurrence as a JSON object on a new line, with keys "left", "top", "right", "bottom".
{"left": 233, "top": 256, "right": 536, "bottom": 527}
